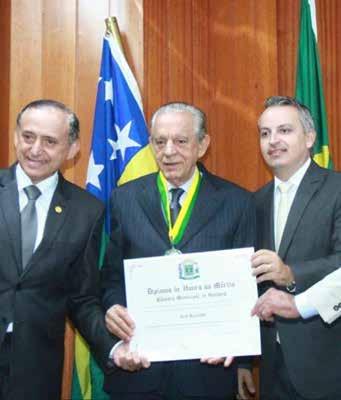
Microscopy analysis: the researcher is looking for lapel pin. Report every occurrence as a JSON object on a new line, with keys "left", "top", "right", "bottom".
{"left": 55, "top": 206, "right": 62, "bottom": 214}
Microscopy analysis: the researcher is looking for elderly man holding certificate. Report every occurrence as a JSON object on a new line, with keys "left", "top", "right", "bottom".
{"left": 101, "top": 102, "right": 257, "bottom": 400}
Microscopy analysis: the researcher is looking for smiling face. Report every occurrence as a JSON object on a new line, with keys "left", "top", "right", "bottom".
{"left": 14, "top": 106, "right": 80, "bottom": 183}
{"left": 150, "top": 110, "right": 210, "bottom": 186}
{"left": 258, "top": 105, "right": 315, "bottom": 180}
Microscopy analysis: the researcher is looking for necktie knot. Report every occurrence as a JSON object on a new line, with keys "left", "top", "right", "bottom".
{"left": 169, "top": 188, "right": 184, "bottom": 225}
{"left": 170, "top": 188, "right": 184, "bottom": 209}
{"left": 278, "top": 181, "right": 292, "bottom": 195}
{"left": 24, "top": 185, "right": 41, "bottom": 201}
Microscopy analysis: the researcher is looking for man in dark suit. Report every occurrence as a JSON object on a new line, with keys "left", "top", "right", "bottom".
{"left": 0, "top": 100, "right": 116, "bottom": 400}
{"left": 239, "top": 96, "right": 341, "bottom": 400}
{"left": 101, "top": 102, "right": 256, "bottom": 400}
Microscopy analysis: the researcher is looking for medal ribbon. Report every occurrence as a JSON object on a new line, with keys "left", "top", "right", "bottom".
{"left": 157, "top": 167, "right": 201, "bottom": 246}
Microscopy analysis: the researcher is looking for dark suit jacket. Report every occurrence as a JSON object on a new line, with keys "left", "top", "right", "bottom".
{"left": 256, "top": 161, "right": 341, "bottom": 399}
{"left": 102, "top": 165, "right": 256, "bottom": 398}
{"left": 0, "top": 165, "right": 116, "bottom": 400}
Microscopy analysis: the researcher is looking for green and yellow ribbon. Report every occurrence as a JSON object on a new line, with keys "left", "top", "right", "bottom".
{"left": 157, "top": 167, "right": 201, "bottom": 246}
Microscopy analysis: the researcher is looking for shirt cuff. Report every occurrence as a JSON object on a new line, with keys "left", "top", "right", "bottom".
{"left": 295, "top": 291, "right": 318, "bottom": 319}
{"left": 109, "top": 340, "right": 123, "bottom": 359}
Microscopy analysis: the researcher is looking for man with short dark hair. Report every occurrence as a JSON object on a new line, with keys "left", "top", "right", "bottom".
{"left": 239, "top": 96, "right": 341, "bottom": 400}
{"left": 102, "top": 102, "right": 256, "bottom": 400}
{"left": 0, "top": 100, "right": 116, "bottom": 400}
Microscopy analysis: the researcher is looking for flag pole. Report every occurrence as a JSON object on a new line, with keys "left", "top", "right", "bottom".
{"left": 105, "top": 17, "right": 124, "bottom": 52}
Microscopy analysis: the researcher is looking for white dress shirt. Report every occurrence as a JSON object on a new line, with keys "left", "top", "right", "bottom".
{"left": 296, "top": 268, "right": 341, "bottom": 324}
{"left": 273, "top": 158, "right": 311, "bottom": 245}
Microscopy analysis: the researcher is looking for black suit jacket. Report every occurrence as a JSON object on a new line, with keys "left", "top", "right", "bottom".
{"left": 0, "top": 165, "right": 116, "bottom": 400}
{"left": 102, "top": 166, "right": 256, "bottom": 397}
{"left": 256, "top": 161, "right": 341, "bottom": 399}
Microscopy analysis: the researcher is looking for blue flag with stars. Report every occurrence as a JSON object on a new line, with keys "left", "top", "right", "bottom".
{"left": 72, "top": 31, "right": 157, "bottom": 400}
{"left": 86, "top": 34, "right": 157, "bottom": 232}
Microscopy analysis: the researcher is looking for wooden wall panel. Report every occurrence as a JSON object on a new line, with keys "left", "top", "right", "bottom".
{"left": 317, "top": 0, "right": 341, "bottom": 170}
{"left": 2, "top": 1, "right": 341, "bottom": 400}
{"left": 9, "top": 0, "right": 43, "bottom": 162}
{"left": 110, "top": 0, "right": 144, "bottom": 91}
{"left": 0, "top": 0, "right": 10, "bottom": 167}
{"left": 277, "top": 0, "right": 299, "bottom": 97}
{"left": 144, "top": 0, "right": 278, "bottom": 191}
{"left": 42, "top": 0, "right": 77, "bottom": 182}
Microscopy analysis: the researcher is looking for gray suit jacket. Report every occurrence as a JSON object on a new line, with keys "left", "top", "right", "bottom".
{"left": 256, "top": 161, "right": 341, "bottom": 399}
{"left": 102, "top": 165, "right": 256, "bottom": 398}
{"left": 0, "top": 165, "right": 115, "bottom": 400}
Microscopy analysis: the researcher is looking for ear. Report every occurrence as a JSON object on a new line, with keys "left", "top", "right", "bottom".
{"left": 149, "top": 135, "right": 157, "bottom": 155}
{"left": 198, "top": 134, "right": 210, "bottom": 158}
{"left": 14, "top": 129, "right": 19, "bottom": 148}
{"left": 306, "top": 130, "right": 316, "bottom": 150}
{"left": 66, "top": 139, "right": 80, "bottom": 160}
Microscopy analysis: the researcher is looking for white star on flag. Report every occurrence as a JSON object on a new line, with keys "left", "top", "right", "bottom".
{"left": 108, "top": 138, "right": 119, "bottom": 160}
{"left": 85, "top": 151, "right": 104, "bottom": 190}
{"left": 104, "top": 79, "right": 113, "bottom": 104}
{"left": 112, "top": 121, "right": 141, "bottom": 161}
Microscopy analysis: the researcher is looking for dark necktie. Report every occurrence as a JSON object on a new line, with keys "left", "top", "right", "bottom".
{"left": 21, "top": 185, "right": 41, "bottom": 268}
{"left": 170, "top": 188, "right": 184, "bottom": 226}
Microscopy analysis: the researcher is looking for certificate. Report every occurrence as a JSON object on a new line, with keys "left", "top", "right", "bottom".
{"left": 124, "top": 247, "right": 260, "bottom": 362}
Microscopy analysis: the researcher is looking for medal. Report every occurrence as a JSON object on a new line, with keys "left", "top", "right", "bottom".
{"left": 157, "top": 167, "right": 202, "bottom": 251}
{"left": 164, "top": 247, "right": 182, "bottom": 256}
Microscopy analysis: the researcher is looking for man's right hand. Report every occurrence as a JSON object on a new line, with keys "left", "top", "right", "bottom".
{"left": 106, "top": 304, "right": 135, "bottom": 341}
{"left": 113, "top": 342, "right": 151, "bottom": 371}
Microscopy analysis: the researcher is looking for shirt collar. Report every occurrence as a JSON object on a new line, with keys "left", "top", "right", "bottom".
{"left": 274, "top": 158, "right": 311, "bottom": 191}
{"left": 16, "top": 163, "right": 59, "bottom": 195}
{"left": 166, "top": 170, "right": 197, "bottom": 194}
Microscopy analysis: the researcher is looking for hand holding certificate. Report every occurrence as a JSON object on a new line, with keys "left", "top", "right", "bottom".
{"left": 124, "top": 247, "right": 260, "bottom": 362}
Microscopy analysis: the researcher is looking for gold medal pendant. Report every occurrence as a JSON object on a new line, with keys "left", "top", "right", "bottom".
{"left": 164, "top": 247, "right": 182, "bottom": 256}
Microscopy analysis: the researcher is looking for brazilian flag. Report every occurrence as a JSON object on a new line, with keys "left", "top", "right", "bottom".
{"left": 295, "top": 0, "right": 332, "bottom": 169}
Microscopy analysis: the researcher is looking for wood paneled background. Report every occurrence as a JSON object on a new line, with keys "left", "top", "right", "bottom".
{"left": 1, "top": 1, "right": 341, "bottom": 399}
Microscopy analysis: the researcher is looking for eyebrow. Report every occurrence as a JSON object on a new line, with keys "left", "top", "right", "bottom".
{"left": 258, "top": 123, "right": 293, "bottom": 131}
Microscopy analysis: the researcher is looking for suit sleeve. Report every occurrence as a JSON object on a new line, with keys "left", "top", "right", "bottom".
{"left": 290, "top": 186, "right": 341, "bottom": 293}
{"left": 67, "top": 207, "right": 117, "bottom": 370}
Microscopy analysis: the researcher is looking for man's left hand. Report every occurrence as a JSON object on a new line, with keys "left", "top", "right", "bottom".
{"left": 251, "top": 249, "right": 294, "bottom": 286}
{"left": 251, "top": 287, "right": 299, "bottom": 321}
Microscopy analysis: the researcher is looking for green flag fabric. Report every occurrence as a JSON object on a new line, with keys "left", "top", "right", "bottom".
{"left": 295, "top": 0, "right": 332, "bottom": 169}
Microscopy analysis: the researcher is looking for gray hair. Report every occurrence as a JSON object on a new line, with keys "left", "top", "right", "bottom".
{"left": 263, "top": 96, "right": 315, "bottom": 134}
{"left": 16, "top": 99, "right": 80, "bottom": 144}
{"left": 150, "top": 102, "right": 207, "bottom": 141}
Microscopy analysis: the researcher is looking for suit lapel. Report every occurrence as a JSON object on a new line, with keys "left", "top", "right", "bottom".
{"left": 279, "top": 162, "right": 326, "bottom": 258}
{"left": 0, "top": 167, "right": 22, "bottom": 274}
{"left": 21, "top": 175, "right": 70, "bottom": 276}
{"left": 137, "top": 175, "right": 170, "bottom": 246}
{"left": 179, "top": 173, "right": 225, "bottom": 249}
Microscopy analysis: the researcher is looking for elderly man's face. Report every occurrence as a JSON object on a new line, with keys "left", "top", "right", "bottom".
{"left": 14, "top": 107, "right": 79, "bottom": 183}
{"left": 150, "top": 110, "right": 210, "bottom": 186}
{"left": 258, "top": 105, "right": 315, "bottom": 180}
